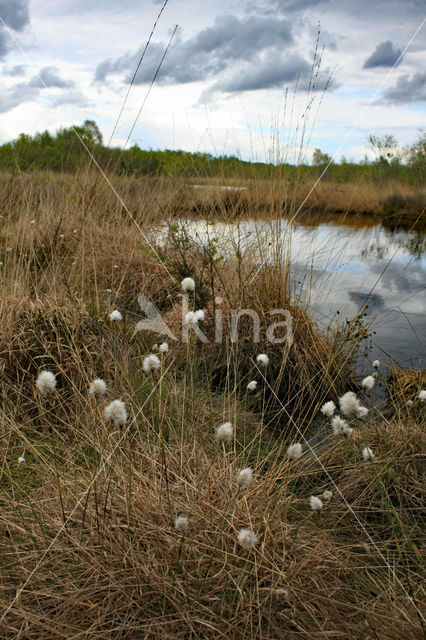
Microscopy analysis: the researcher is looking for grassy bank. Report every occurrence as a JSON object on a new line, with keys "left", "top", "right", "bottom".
{"left": 0, "top": 170, "right": 425, "bottom": 232}
{"left": 0, "top": 171, "right": 425, "bottom": 638}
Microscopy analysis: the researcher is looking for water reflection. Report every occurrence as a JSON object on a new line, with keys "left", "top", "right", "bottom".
{"left": 162, "top": 216, "right": 425, "bottom": 371}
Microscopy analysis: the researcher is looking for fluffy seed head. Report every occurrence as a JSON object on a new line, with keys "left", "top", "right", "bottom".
{"left": 372, "top": 360, "right": 380, "bottom": 369}
{"left": 104, "top": 399, "right": 127, "bottom": 426}
{"left": 18, "top": 456, "right": 25, "bottom": 465}
{"left": 142, "top": 354, "right": 161, "bottom": 373}
{"left": 185, "top": 309, "right": 205, "bottom": 325}
{"left": 174, "top": 516, "right": 189, "bottom": 535}
{"left": 109, "top": 309, "right": 123, "bottom": 321}
{"left": 407, "top": 399, "right": 413, "bottom": 407}
{"left": 247, "top": 380, "right": 258, "bottom": 391}
{"left": 331, "top": 415, "right": 352, "bottom": 436}
{"left": 256, "top": 353, "right": 269, "bottom": 367}
{"left": 158, "top": 342, "right": 169, "bottom": 353}
{"left": 356, "top": 406, "right": 368, "bottom": 418}
{"left": 321, "top": 400, "right": 336, "bottom": 417}
{"left": 339, "top": 391, "right": 360, "bottom": 417}
{"left": 181, "top": 277, "right": 195, "bottom": 292}
{"left": 286, "top": 443, "right": 302, "bottom": 460}
{"left": 237, "top": 528, "right": 258, "bottom": 550}
{"left": 362, "top": 375, "right": 375, "bottom": 391}
{"left": 310, "top": 496, "right": 324, "bottom": 511}
{"left": 89, "top": 378, "right": 107, "bottom": 398}
{"left": 322, "top": 490, "right": 333, "bottom": 501}
{"left": 237, "top": 467, "right": 253, "bottom": 488}
{"left": 36, "top": 370, "right": 57, "bottom": 396}
{"left": 362, "top": 447, "right": 375, "bottom": 461}
{"left": 418, "top": 389, "right": 426, "bottom": 402}
{"left": 215, "top": 422, "right": 233, "bottom": 442}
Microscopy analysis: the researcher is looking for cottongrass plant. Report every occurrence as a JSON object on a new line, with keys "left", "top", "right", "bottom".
{"left": 237, "top": 528, "right": 258, "bottom": 550}
{"left": 158, "top": 342, "right": 169, "bottom": 354}
{"left": 215, "top": 422, "right": 233, "bottom": 442}
{"left": 356, "top": 406, "right": 369, "bottom": 418}
{"left": 322, "top": 490, "right": 333, "bottom": 501}
{"left": 181, "top": 277, "right": 195, "bottom": 292}
{"left": 310, "top": 496, "right": 324, "bottom": 511}
{"left": 184, "top": 309, "right": 205, "bottom": 325}
{"left": 362, "top": 375, "right": 376, "bottom": 391}
{"left": 237, "top": 467, "right": 253, "bottom": 489}
{"left": 174, "top": 516, "right": 189, "bottom": 535}
{"left": 339, "top": 391, "right": 360, "bottom": 417}
{"left": 247, "top": 380, "right": 258, "bottom": 391}
{"left": 36, "top": 370, "right": 57, "bottom": 396}
{"left": 104, "top": 399, "right": 128, "bottom": 427}
{"left": 142, "top": 354, "right": 161, "bottom": 373}
{"left": 18, "top": 455, "right": 25, "bottom": 465}
{"left": 256, "top": 353, "right": 269, "bottom": 367}
{"left": 286, "top": 443, "right": 303, "bottom": 460}
{"left": 321, "top": 400, "right": 336, "bottom": 417}
{"left": 373, "top": 360, "right": 381, "bottom": 369}
{"left": 89, "top": 378, "right": 107, "bottom": 398}
{"left": 109, "top": 309, "right": 123, "bottom": 321}
{"left": 331, "top": 415, "right": 353, "bottom": 436}
{"left": 362, "top": 447, "right": 375, "bottom": 461}
{"left": 418, "top": 389, "right": 426, "bottom": 402}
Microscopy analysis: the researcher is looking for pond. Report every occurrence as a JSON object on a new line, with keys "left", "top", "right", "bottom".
{"left": 165, "top": 215, "right": 425, "bottom": 373}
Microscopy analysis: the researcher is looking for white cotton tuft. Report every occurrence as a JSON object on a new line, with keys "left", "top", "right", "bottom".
{"left": 215, "top": 422, "right": 233, "bottom": 442}
{"left": 247, "top": 380, "right": 258, "bottom": 391}
{"left": 362, "top": 447, "right": 375, "bottom": 461}
{"left": 339, "top": 391, "right": 360, "bottom": 417}
{"left": 185, "top": 309, "right": 205, "bottom": 325}
{"left": 372, "top": 360, "right": 380, "bottom": 369}
{"left": 356, "top": 406, "right": 368, "bottom": 418}
{"left": 322, "top": 490, "right": 333, "bottom": 501}
{"left": 362, "top": 375, "right": 375, "bottom": 391}
{"left": 256, "top": 353, "right": 269, "bottom": 367}
{"left": 158, "top": 342, "right": 169, "bottom": 353}
{"left": 309, "top": 496, "right": 324, "bottom": 511}
{"left": 142, "top": 354, "right": 161, "bottom": 373}
{"left": 174, "top": 515, "right": 189, "bottom": 535}
{"left": 321, "top": 400, "right": 336, "bottom": 417}
{"left": 407, "top": 399, "right": 413, "bottom": 407}
{"left": 18, "top": 456, "right": 25, "bottom": 465}
{"left": 286, "top": 443, "right": 302, "bottom": 461}
{"left": 237, "top": 467, "right": 253, "bottom": 488}
{"left": 331, "top": 415, "right": 352, "bottom": 436}
{"left": 109, "top": 309, "right": 123, "bottom": 321}
{"left": 89, "top": 378, "right": 107, "bottom": 398}
{"left": 237, "top": 528, "right": 258, "bottom": 550}
{"left": 36, "top": 370, "right": 57, "bottom": 396}
{"left": 181, "top": 277, "right": 195, "bottom": 292}
{"left": 104, "top": 399, "right": 127, "bottom": 426}
{"left": 418, "top": 389, "right": 426, "bottom": 402}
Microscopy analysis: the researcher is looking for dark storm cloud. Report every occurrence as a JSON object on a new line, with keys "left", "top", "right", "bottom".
{"left": 0, "top": 0, "right": 30, "bottom": 59}
{"left": 248, "top": 0, "right": 329, "bottom": 14}
{"left": 381, "top": 71, "right": 426, "bottom": 104}
{"left": 363, "top": 41, "right": 403, "bottom": 69}
{"left": 93, "top": 12, "right": 334, "bottom": 98}
{"left": 0, "top": 67, "right": 78, "bottom": 113}
{"left": 95, "top": 14, "right": 295, "bottom": 85}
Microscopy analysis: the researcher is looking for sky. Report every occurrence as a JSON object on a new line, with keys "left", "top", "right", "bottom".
{"left": 0, "top": 0, "right": 425, "bottom": 163}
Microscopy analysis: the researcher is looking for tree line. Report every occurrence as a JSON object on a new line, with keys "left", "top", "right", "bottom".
{"left": 0, "top": 120, "right": 423, "bottom": 184}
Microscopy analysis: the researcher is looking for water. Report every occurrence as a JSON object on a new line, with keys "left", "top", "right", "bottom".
{"left": 163, "top": 215, "right": 425, "bottom": 373}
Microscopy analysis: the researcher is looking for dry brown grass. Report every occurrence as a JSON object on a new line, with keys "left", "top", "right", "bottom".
{"left": 0, "top": 170, "right": 424, "bottom": 638}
